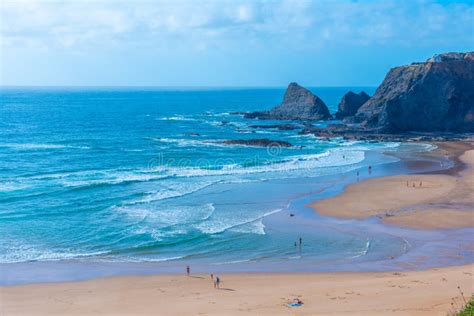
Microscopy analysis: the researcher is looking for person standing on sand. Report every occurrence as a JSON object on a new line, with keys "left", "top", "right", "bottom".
{"left": 186, "top": 265, "right": 190, "bottom": 276}
{"left": 211, "top": 273, "right": 213, "bottom": 280}
{"left": 215, "top": 276, "right": 220, "bottom": 289}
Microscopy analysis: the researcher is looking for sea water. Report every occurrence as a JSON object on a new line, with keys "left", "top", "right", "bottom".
{"left": 2, "top": 87, "right": 469, "bottom": 283}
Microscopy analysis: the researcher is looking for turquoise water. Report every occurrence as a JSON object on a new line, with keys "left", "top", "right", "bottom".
{"left": 1, "top": 87, "right": 453, "bottom": 272}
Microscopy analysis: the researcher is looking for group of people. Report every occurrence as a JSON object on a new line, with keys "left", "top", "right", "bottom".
{"left": 186, "top": 266, "right": 221, "bottom": 289}
{"left": 294, "top": 237, "right": 303, "bottom": 248}
{"left": 406, "top": 181, "right": 423, "bottom": 187}
{"left": 210, "top": 273, "right": 220, "bottom": 288}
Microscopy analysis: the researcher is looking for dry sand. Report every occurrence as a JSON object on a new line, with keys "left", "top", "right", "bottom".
{"left": 2, "top": 265, "right": 473, "bottom": 315}
{"left": 310, "top": 142, "right": 474, "bottom": 229}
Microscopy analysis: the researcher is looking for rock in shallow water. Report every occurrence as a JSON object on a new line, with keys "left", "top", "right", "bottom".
{"left": 335, "top": 91, "right": 370, "bottom": 119}
{"left": 244, "top": 82, "right": 331, "bottom": 121}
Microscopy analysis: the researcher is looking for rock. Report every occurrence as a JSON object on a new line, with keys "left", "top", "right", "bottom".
{"left": 354, "top": 52, "right": 474, "bottom": 132}
{"left": 299, "top": 123, "right": 474, "bottom": 142}
{"left": 248, "top": 124, "right": 297, "bottom": 130}
{"left": 244, "top": 83, "right": 331, "bottom": 120}
{"left": 222, "top": 139, "right": 292, "bottom": 147}
{"left": 335, "top": 91, "right": 370, "bottom": 119}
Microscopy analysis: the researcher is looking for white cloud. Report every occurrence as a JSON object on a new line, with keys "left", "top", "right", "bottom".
{"left": 0, "top": 0, "right": 472, "bottom": 51}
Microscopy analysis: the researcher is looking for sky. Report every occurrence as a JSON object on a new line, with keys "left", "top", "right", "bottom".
{"left": 1, "top": 0, "right": 473, "bottom": 87}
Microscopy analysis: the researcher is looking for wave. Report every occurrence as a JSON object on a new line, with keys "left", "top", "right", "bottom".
{"left": 0, "top": 246, "right": 110, "bottom": 263}
{"left": 155, "top": 115, "right": 196, "bottom": 121}
{"left": 128, "top": 181, "right": 217, "bottom": 205}
{"left": 115, "top": 203, "right": 215, "bottom": 227}
{"left": 119, "top": 255, "right": 184, "bottom": 263}
{"left": 351, "top": 239, "right": 371, "bottom": 259}
{"left": 0, "top": 181, "right": 31, "bottom": 193}
{"left": 63, "top": 173, "right": 169, "bottom": 188}
{"left": 165, "top": 149, "right": 363, "bottom": 177}
{"left": 203, "top": 111, "right": 231, "bottom": 117}
{"left": 194, "top": 208, "right": 282, "bottom": 235}
{"left": 23, "top": 169, "right": 169, "bottom": 188}
{"left": 211, "top": 259, "right": 251, "bottom": 265}
{"left": 150, "top": 137, "right": 228, "bottom": 148}
{"left": 0, "top": 143, "right": 90, "bottom": 150}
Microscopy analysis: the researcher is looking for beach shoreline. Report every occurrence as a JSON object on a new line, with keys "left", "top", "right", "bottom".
{"left": 310, "top": 141, "right": 474, "bottom": 230}
{"left": 2, "top": 264, "right": 473, "bottom": 315}
{"left": 2, "top": 141, "right": 473, "bottom": 315}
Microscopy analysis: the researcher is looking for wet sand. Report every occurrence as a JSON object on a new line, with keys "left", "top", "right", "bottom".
{"left": 310, "top": 142, "right": 474, "bottom": 229}
{"left": 2, "top": 264, "right": 473, "bottom": 315}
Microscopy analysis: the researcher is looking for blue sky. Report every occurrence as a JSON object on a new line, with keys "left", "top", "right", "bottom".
{"left": 1, "top": 0, "right": 473, "bottom": 87}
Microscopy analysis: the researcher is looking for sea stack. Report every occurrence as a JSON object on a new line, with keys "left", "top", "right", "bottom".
{"left": 354, "top": 52, "right": 474, "bottom": 132}
{"left": 335, "top": 91, "right": 370, "bottom": 119}
{"left": 244, "top": 82, "right": 331, "bottom": 120}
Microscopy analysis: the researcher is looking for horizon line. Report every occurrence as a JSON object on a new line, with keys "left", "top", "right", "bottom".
{"left": 0, "top": 84, "right": 378, "bottom": 89}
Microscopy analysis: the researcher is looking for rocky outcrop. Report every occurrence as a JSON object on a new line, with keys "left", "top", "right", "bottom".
{"left": 248, "top": 124, "right": 297, "bottom": 130}
{"left": 299, "top": 124, "right": 474, "bottom": 142}
{"left": 354, "top": 52, "right": 474, "bottom": 132}
{"left": 222, "top": 139, "right": 292, "bottom": 147}
{"left": 244, "top": 83, "right": 331, "bottom": 120}
{"left": 335, "top": 91, "right": 370, "bottom": 119}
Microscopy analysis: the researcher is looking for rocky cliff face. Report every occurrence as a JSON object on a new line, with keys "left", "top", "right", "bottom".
{"left": 335, "top": 91, "right": 370, "bottom": 119}
{"left": 354, "top": 52, "right": 474, "bottom": 132}
{"left": 244, "top": 83, "right": 331, "bottom": 120}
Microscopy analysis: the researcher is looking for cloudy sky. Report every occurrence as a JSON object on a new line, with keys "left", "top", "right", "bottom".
{"left": 1, "top": 0, "right": 473, "bottom": 86}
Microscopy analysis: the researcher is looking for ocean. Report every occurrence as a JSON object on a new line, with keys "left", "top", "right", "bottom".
{"left": 2, "top": 87, "right": 472, "bottom": 284}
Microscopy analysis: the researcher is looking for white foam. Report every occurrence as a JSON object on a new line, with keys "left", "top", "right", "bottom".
{"left": 129, "top": 181, "right": 217, "bottom": 204}
{"left": 155, "top": 115, "right": 196, "bottom": 121}
{"left": 351, "top": 239, "right": 371, "bottom": 259}
{"left": 151, "top": 137, "right": 228, "bottom": 148}
{"left": 211, "top": 259, "right": 251, "bottom": 265}
{"left": 62, "top": 172, "right": 168, "bottom": 188}
{"left": 0, "top": 244, "right": 110, "bottom": 263}
{"left": 115, "top": 203, "right": 215, "bottom": 226}
{"left": 195, "top": 208, "right": 281, "bottom": 235}
{"left": 123, "top": 255, "right": 184, "bottom": 262}
{"left": 0, "top": 143, "right": 90, "bottom": 150}
{"left": 0, "top": 181, "right": 30, "bottom": 192}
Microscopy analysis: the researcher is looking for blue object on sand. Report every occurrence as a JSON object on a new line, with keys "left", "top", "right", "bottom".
{"left": 287, "top": 303, "right": 303, "bottom": 307}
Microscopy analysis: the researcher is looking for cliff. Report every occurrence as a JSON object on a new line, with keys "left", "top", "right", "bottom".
{"left": 354, "top": 52, "right": 474, "bottom": 132}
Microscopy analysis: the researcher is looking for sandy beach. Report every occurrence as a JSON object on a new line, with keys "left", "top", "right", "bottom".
{"left": 310, "top": 142, "right": 474, "bottom": 230}
{"left": 2, "top": 141, "right": 473, "bottom": 315}
{"left": 1, "top": 264, "right": 473, "bottom": 316}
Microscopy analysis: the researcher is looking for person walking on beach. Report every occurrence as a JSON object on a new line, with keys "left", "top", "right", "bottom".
{"left": 368, "top": 165, "right": 372, "bottom": 174}
{"left": 299, "top": 237, "right": 302, "bottom": 246}
{"left": 215, "top": 276, "right": 220, "bottom": 289}
{"left": 186, "top": 265, "right": 190, "bottom": 276}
